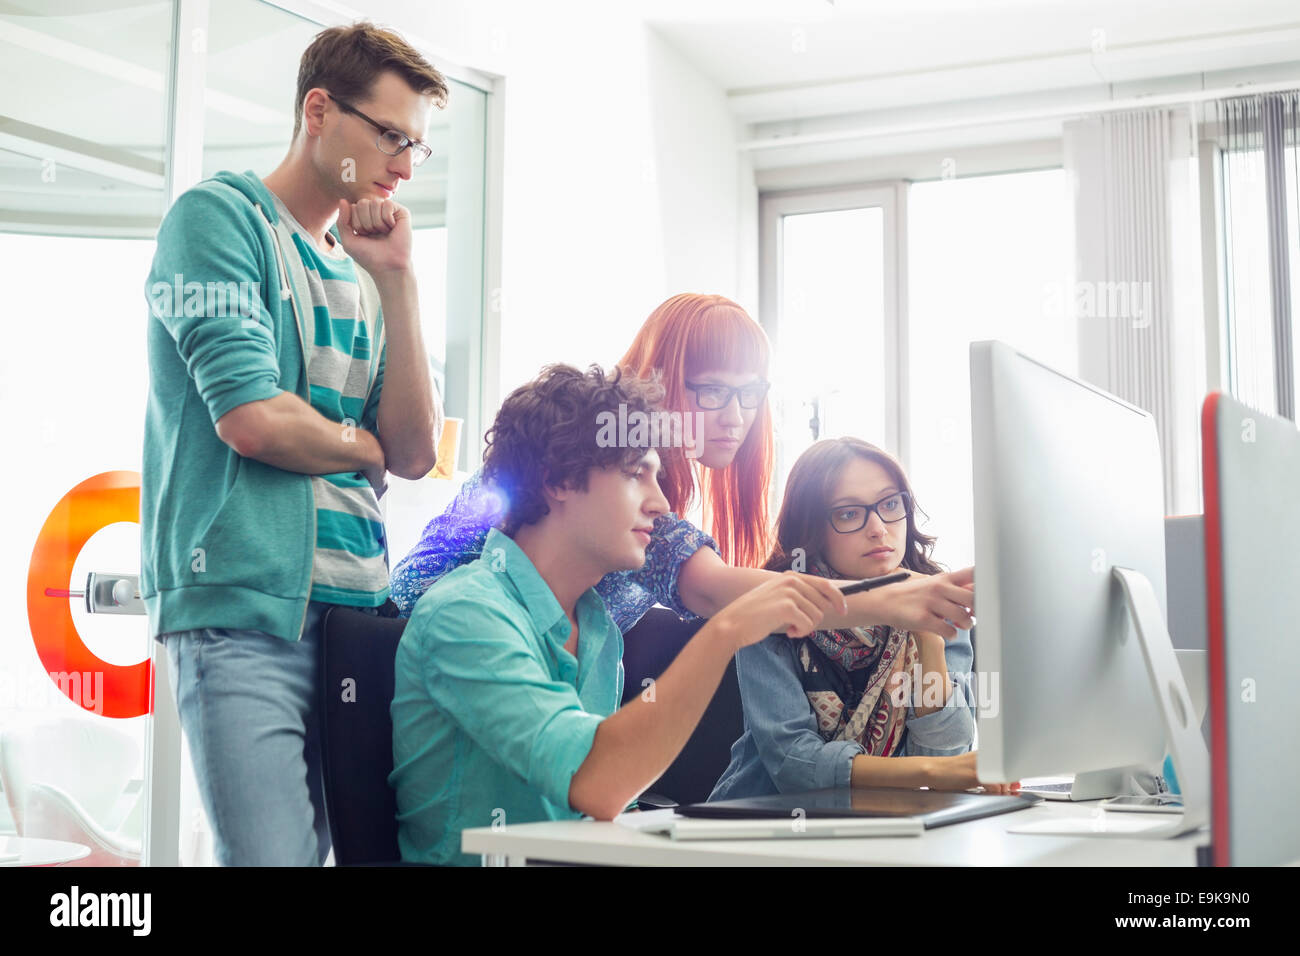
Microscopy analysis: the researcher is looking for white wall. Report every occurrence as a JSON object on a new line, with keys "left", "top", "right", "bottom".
{"left": 646, "top": 28, "right": 758, "bottom": 316}
{"left": 360, "top": 0, "right": 754, "bottom": 409}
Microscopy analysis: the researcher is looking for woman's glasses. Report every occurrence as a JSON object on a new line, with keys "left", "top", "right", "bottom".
{"left": 683, "top": 381, "right": 771, "bottom": 410}
{"left": 827, "top": 491, "right": 911, "bottom": 534}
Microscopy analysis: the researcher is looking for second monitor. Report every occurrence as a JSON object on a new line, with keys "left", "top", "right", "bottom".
{"left": 969, "top": 340, "right": 1207, "bottom": 836}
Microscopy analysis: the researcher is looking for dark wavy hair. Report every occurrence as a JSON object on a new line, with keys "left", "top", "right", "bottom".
{"left": 482, "top": 364, "right": 666, "bottom": 536}
{"left": 764, "top": 437, "right": 945, "bottom": 576}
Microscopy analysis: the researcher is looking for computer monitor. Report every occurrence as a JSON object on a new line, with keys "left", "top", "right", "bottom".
{"left": 1165, "top": 515, "right": 1208, "bottom": 652}
{"left": 1202, "top": 392, "right": 1300, "bottom": 866}
{"left": 970, "top": 341, "right": 1207, "bottom": 837}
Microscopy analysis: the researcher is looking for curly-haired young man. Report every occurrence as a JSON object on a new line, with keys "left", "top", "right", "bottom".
{"left": 142, "top": 22, "right": 446, "bottom": 865}
{"left": 389, "top": 364, "right": 848, "bottom": 865}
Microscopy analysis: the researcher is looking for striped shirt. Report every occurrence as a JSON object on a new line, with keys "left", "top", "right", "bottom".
{"left": 271, "top": 194, "right": 389, "bottom": 607}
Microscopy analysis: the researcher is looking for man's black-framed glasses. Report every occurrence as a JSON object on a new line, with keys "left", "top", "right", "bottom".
{"left": 828, "top": 491, "right": 911, "bottom": 534}
{"left": 328, "top": 93, "right": 432, "bottom": 167}
{"left": 684, "top": 380, "right": 771, "bottom": 410}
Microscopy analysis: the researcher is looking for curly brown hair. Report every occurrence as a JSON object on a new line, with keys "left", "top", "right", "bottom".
{"left": 483, "top": 364, "right": 667, "bottom": 536}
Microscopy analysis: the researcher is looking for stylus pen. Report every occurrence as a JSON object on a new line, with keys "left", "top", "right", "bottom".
{"left": 766, "top": 570, "right": 911, "bottom": 637}
{"left": 836, "top": 570, "right": 910, "bottom": 596}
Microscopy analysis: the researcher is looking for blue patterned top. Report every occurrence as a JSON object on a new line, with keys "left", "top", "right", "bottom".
{"left": 390, "top": 470, "right": 720, "bottom": 633}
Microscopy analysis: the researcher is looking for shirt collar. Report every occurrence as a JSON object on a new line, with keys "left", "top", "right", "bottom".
{"left": 484, "top": 527, "right": 570, "bottom": 641}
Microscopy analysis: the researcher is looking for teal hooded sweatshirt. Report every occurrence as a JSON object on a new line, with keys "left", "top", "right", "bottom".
{"left": 140, "top": 170, "right": 384, "bottom": 642}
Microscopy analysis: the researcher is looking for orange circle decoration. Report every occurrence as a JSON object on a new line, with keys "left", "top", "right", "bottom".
{"left": 26, "top": 471, "right": 149, "bottom": 719}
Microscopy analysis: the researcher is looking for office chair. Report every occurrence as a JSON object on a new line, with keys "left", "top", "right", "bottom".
{"left": 622, "top": 607, "right": 744, "bottom": 807}
{"left": 319, "top": 606, "right": 408, "bottom": 865}
{"left": 0, "top": 716, "right": 143, "bottom": 866}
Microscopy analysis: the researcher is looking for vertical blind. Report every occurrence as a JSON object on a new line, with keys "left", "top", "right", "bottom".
{"left": 1219, "top": 90, "right": 1300, "bottom": 422}
{"left": 1065, "top": 106, "right": 1204, "bottom": 514}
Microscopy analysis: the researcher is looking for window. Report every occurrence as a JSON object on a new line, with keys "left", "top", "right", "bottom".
{"left": 760, "top": 185, "right": 901, "bottom": 503}
{"left": 1221, "top": 144, "right": 1300, "bottom": 416}
{"left": 0, "top": 2, "right": 170, "bottom": 236}
{"left": 761, "top": 170, "right": 1073, "bottom": 572}
{"left": 907, "top": 169, "right": 1074, "bottom": 569}
{"left": 1219, "top": 92, "right": 1300, "bottom": 420}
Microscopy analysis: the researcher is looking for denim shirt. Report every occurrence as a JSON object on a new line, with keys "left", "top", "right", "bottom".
{"left": 710, "top": 629, "right": 976, "bottom": 800}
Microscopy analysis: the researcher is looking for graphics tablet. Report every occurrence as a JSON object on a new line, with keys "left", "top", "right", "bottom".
{"left": 676, "top": 787, "right": 1040, "bottom": 829}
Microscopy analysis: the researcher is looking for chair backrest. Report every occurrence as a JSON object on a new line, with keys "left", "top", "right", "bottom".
{"left": 621, "top": 607, "right": 744, "bottom": 806}
{"left": 23, "top": 782, "right": 141, "bottom": 866}
{"left": 319, "top": 607, "right": 407, "bottom": 865}
{"left": 0, "top": 716, "right": 139, "bottom": 835}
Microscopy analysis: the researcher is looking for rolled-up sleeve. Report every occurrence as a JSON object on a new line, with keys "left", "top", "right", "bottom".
{"left": 623, "top": 513, "right": 719, "bottom": 620}
{"left": 147, "top": 188, "right": 282, "bottom": 425}
{"left": 412, "top": 594, "right": 602, "bottom": 808}
{"left": 903, "top": 629, "right": 976, "bottom": 757}
{"left": 735, "top": 635, "right": 864, "bottom": 792}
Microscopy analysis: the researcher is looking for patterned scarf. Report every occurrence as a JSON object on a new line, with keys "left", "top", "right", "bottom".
{"left": 798, "top": 558, "right": 920, "bottom": 757}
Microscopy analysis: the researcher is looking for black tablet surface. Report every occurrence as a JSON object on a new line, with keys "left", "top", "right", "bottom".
{"left": 676, "top": 788, "right": 1040, "bottom": 829}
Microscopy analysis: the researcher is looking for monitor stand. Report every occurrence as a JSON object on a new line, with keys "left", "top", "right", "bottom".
{"left": 1010, "top": 567, "right": 1209, "bottom": 839}
{"left": 1024, "top": 767, "right": 1164, "bottom": 802}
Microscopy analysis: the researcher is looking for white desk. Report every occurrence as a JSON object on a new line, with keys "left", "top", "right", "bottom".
{"left": 0, "top": 836, "right": 91, "bottom": 867}
{"left": 462, "top": 801, "right": 1207, "bottom": 866}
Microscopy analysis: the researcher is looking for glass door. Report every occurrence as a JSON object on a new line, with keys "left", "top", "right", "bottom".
{"left": 2, "top": 0, "right": 492, "bottom": 867}
{"left": 0, "top": 0, "right": 175, "bottom": 866}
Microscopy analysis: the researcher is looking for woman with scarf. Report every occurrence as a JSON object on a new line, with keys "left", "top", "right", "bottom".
{"left": 711, "top": 437, "right": 1018, "bottom": 797}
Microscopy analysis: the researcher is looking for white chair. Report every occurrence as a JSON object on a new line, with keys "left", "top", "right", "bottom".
{"left": 0, "top": 716, "right": 143, "bottom": 866}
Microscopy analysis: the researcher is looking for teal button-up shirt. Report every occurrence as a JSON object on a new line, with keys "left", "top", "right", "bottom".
{"left": 390, "top": 527, "right": 625, "bottom": 866}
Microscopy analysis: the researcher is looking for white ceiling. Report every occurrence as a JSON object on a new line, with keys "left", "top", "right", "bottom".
{"left": 644, "top": 0, "right": 1300, "bottom": 121}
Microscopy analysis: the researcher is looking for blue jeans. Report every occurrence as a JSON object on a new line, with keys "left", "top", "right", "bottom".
{"left": 162, "top": 600, "right": 377, "bottom": 866}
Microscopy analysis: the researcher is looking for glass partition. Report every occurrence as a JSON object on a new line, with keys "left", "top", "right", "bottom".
{"left": 0, "top": 1, "right": 171, "bottom": 235}
{"left": 0, "top": 0, "right": 489, "bottom": 866}
{"left": 0, "top": 0, "right": 174, "bottom": 863}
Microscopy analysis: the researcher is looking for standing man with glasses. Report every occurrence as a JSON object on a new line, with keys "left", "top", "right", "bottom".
{"left": 141, "top": 22, "right": 446, "bottom": 865}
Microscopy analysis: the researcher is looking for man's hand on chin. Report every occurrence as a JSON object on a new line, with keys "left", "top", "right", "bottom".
{"left": 335, "top": 197, "right": 413, "bottom": 276}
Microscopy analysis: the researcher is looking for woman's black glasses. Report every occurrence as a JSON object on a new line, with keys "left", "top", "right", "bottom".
{"left": 827, "top": 491, "right": 911, "bottom": 534}
{"left": 684, "top": 381, "right": 771, "bottom": 410}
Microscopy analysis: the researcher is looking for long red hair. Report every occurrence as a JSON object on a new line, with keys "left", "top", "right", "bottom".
{"left": 618, "top": 293, "right": 774, "bottom": 568}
